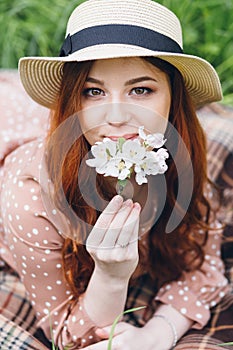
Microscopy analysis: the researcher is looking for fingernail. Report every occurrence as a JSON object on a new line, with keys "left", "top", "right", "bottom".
{"left": 133, "top": 202, "right": 141, "bottom": 210}
{"left": 95, "top": 328, "right": 108, "bottom": 336}
{"left": 113, "top": 195, "right": 123, "bottom": 204}
{"left": 124, "top": 199, "right": 133, "bottom": 206}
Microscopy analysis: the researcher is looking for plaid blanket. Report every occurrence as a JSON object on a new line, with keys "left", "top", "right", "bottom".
{"left": 0, "top": 265, "right": 50, "bottom": 349}
{"left": 0, "top": 71, "right": 233, "bottom": 349}
{"left": 175, "top": 104, "right": 233, "bottom": 350}
{"left": 1, "top": 263, "right": 233, "bottom": 349}
{"left": 0, "top": 315, "right": 49, "bottom": 350}
{"left": 198, "top": 104, "right": 233, "bottom": 292}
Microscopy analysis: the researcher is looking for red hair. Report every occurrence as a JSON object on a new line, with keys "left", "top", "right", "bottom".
{"left": 46, "top": 58, "right": 212, "bottom": 296}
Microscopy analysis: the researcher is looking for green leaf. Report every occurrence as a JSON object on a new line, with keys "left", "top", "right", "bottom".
{"left": 117, "top": 137, "right": 126, "bottom": 152}
{"left": 106, "top": 148, "right": 112, "bottom": 157}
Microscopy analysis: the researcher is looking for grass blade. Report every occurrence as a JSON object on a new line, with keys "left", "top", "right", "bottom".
{"left": 107, "top": 306, "right": 146, "bottom": 350}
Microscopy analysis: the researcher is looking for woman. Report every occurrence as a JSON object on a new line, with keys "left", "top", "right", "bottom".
{"left": 0, "top": 0, "right": 230, "bottom": 349}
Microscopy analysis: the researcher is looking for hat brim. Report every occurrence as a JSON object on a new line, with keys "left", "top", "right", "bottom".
{"left": 19, "top": 44, "right": 222, "bottom": 109}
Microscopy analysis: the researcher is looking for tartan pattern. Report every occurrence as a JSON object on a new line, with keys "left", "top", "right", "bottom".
{"left": 1, "top": 262, "right": 233, "bottom": 349}
{"left": 0, "top": 265, "right": 50, "bottom": 349}
{"left": 0, "top": 266, "right": 37, "bottom": 334}
{"left": 176, "top": 293, "right": 233, "bottom": 350}
{"left": 198, "top": 104, "right": 233, "bottom": 292}
{"left": 0, "top": 314, "right": 48, "bottom": 350}
{"left": 0, "top": 69, "right": 232, "bottom": 349}
{"left": 124, "top": 273, "right": 159, "bottom": 326}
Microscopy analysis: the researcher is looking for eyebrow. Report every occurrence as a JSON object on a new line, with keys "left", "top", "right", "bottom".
{"left": 86, "top": 77, "right": 105, "bottom": 85}
{"left": 85, "top": 76, "right": 157, "bottom": 86}
{"left": 125, "top": 76, "right": 158, "bottom": 85}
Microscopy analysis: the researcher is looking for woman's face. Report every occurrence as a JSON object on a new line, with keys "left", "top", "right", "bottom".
{"left": 79, "top": 57, "right": 171, "bottom": 145}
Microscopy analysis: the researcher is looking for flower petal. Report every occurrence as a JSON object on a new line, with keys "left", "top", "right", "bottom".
{"left": 135, "top": 171, "right": 148, "bottom": 185}
{"left": 138, "top": 126, "right": 146, "bottom": 140}
{"left": 147, "top": 133, "right": 166, "bottom": 148}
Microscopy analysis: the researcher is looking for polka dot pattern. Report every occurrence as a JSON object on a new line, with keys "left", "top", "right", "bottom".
{"left": 156, "top": 218, "right": 230, "bottom": 329}
{"left": 0, "top": 137, "right": 230, "bottom": 345}
{"left": 0, "top": 136, "right": 98, "bottom": 346}
{"left": 0, "top": 71, "right": 49, "bottom": 164}
{"left": 0, "top": 72, "right": 230, "bottom": 346}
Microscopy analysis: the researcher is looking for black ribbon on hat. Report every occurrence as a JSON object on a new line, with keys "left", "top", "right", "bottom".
{"left": 59, "top": 24, "right": 183, "bottom": 57}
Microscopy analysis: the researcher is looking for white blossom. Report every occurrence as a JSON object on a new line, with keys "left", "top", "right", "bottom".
{"left": 104, "top": 157, "right": 132, "bottom": 180}
{"left": 121, "top": 139, "right": 146, "bottom": 163}
{"left": 86, "top": 138, "right": 117, "bottom": 174}
{"left": 86, "top": 127, "right": 169, "bottom": 188}
{"left": 138, "top": 126, "right": 166, "bottom": 148}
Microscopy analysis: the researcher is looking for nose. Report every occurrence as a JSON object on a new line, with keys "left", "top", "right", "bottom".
{"left": 105, "top": 103, "right": 130, "bottom": 125}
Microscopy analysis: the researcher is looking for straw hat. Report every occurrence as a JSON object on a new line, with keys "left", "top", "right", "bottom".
{"left": 19, "top": 0, "right": 222, "bottom": 109}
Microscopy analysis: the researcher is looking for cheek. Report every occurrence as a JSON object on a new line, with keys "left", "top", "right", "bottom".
{"left": 83, "top": 132, "right": 95, "bottom": 146}
{"left": 78, "top": 115, "right": 99, "bottom": 146}
{"left": 78, "top": 115, "right": 89, "bottom": 134}
{"left": 78, "top": 106, "right": 106, "bottom": 132}
{"left": 139, "top": 105, "right": 170, "bottom": 134}
{"left": 151, "top": 93, "right": 171, "bottom": 133}
{"left": 78, "top": 113, "right": 96, "bottom": 134}
{"left": 78, "top": 121, "right": 94, "bottom": 145}
{"left": 155, "top": 91, "right": 171, "bottom": 117}
{"left": 143, "top": 116, "right": 168, "bottom": 135}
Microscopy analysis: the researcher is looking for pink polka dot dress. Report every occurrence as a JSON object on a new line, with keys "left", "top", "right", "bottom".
{"left": 0, "top": 72, "right": 230, "bottom": 349}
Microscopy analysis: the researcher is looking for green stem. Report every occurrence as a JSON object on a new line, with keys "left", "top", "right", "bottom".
{"left": 107, "top": 306, "right": 146, "bottom": 350}
{"left": 116, "top": 179, "right": 128, "bottom": 195}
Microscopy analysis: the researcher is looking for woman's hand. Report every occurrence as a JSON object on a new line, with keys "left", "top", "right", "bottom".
{"left": 83, "top": 322, "right": 156, "bottom": 350}
{"left": 86, "top": 195, "right": 141, "bottom": 282}
{"left": 83, "top": 195, "right": 141, "bottom": 327}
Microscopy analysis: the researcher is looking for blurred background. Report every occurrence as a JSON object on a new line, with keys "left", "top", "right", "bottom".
{"left": 0, "top": 0, "right": 232, "bottom": 105}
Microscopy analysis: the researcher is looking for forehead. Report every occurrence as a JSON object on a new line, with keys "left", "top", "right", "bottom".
{"left": 88, "top": 57, "right": 166, "bottom": 78}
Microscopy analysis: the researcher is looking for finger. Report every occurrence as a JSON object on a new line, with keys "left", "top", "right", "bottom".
{"left": 83, "top": 339, "right": 108, "bottom": 349}
{"left": 95, "top": 328, "right": 109, "bottom": 339}
{"left": 96, "top": 321, "right": 132, "bottom": 338}
{"left": 116, "top": 202, "right": 141, "bottom": 247}
{"left": 100, "top": 199, "right": 133, "bottom": 248}
{"left": 86, "top": 195, "right": 123, "bottom": 247}
{"left": 96, "top": 195, "right": 124, "bottom": 229}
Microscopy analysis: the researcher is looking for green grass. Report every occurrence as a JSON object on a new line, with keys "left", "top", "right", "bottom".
{"left": 156, "top": 0, "right": 233, "bottom": 105}
{"left": 1, "top": 0, "right": 232, "bottom": 105}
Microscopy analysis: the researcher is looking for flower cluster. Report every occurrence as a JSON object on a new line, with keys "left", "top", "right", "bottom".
{"left": 86, "top": 126, "right": 169, "bottom": 188}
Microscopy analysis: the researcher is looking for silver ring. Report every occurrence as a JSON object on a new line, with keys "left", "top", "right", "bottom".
{"left": 118, "top": 242, "right": 129, "bottom": 248}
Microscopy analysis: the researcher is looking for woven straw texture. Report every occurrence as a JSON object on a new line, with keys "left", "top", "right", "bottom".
{"left": 19, "top": 0, "right": 222, "bottom": 109}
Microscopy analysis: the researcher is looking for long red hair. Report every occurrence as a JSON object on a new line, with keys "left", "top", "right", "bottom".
{"left": 46, "top": 57, "right": 212, "bottom": 296}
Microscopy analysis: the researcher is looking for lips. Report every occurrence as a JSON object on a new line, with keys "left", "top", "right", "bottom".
{"left": 107, "top": 133, "right": 138, "bottom": 141}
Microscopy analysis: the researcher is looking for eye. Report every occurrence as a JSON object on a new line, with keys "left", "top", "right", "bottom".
{"left": 130, "top": 87, "right": 152, "bottom": 95}
{"left": 83, "top": 88, "right": 104, "bottom": 97}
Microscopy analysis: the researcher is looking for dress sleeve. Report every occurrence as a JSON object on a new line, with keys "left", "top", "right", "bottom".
{"left": 155, "top": 223, "right": 230, "bottom": 329}
{"left": 0, "top": 71, "right": 49, "bottom": 165}
{"left": 0, "top": 143, "right": 101, "bottom": 349}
